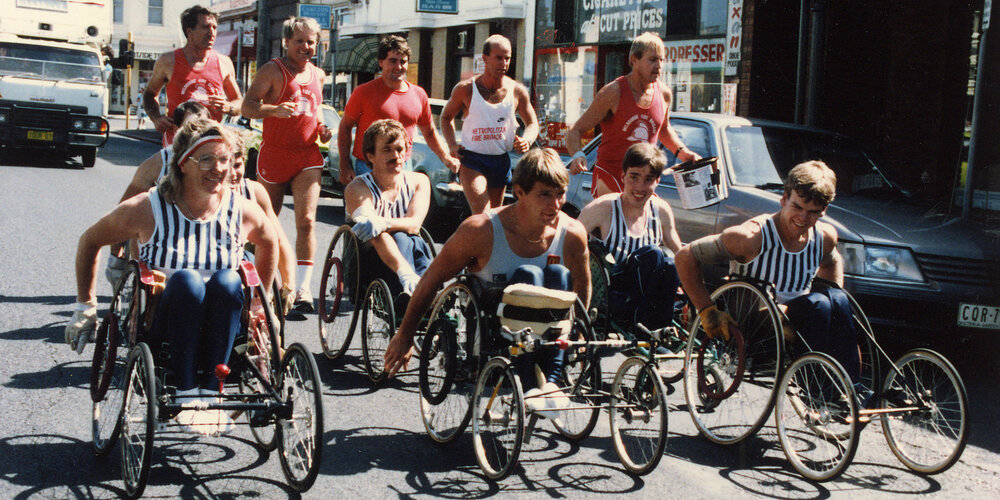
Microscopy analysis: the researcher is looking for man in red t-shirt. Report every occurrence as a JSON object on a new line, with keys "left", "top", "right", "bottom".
{"left": 142, "top": 5, "right": 242, "bottom": 145}
{"left": 566, "top": 32, "right": 699, "bottom": 198}
{"left": 337, "top": 35, "right": 459, "bottom": 186}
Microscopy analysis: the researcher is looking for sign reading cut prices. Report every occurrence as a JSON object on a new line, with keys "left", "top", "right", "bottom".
{"left": 724, "top": 0, "right": 744, "bottom": 76}
{"left": 417, "top": 0, "right": 458, "bottom": 14}
{"left": 298, "top": 3, "right": 332, "bottom": 30}
{"left": 578, "top": 0, "right": 668, "bottom": 45}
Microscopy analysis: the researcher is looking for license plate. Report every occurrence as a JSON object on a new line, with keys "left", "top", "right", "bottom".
{"left": 27, "top": 130, "right": 53, "bottom": 141}
{"left": 957, "top": 303, "right": 1000, "bottom": 329}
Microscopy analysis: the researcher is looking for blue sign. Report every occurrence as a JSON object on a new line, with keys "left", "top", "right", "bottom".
{"left": 298, "top": 3, "right": 332, "bottom": 30}
{"left": 416, "top": 0, "right": 458, "bottom": 15}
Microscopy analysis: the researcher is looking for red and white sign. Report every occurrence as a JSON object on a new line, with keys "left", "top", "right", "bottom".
{"left": 725, "top": 0, "right": 744, "bottom": 76}
{"left": 662, "top": 38, "right": 725, "bottom": 70}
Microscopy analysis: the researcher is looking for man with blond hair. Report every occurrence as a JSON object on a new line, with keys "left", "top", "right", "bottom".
{"left": 566, "top": 32, "right": 699, "bottom": 197}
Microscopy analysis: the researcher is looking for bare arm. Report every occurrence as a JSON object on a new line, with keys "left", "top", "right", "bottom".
{"left": 418, "top": 122, "right": 460, "bottom": 173}
{"left": 240, "top": 63, "right": 295, "bottom": 119}
{"left": 576, "top": 196, "right": 612, "bottom": 239}
{"left": 208, "top": 54, "right": 243, "bottom": 117}
{"left": 655, "top": 198, "right": 683, "bottom": 254}
{"left": 143, "top": 52, "right": 175, "bottom": 134}
{"left": 337, "top": 107, "right": 359, "bottom": 185}
{"left": 242, "top": 198, "right": 278, "bottom": 290}
{"left": 562, "top": 218, "right": 591, "bottom": 309}
{"left": 656, "top": 87, "right": 699, "bottom": 163}
{"left": 440, "top": 81, "right": 471, "bottom": 157}
{"left": 120, "top": 150, "right": 165, "bottom": 203}
{"left": 251, "top": 181, "right": 295, "bottom": 287}
{"left": 815, "top": 222, "right": 843, "bottom": 286}
{"left": 676, "top": 222, "right": 760, "bottom": 312}
{"left": 512, "top": 83, "right": 539, "bottom": 153}
{"left": 566, "top": 81, "right": 618, "bottom": 173}
{"left": 386, "top": 172, "right": 431, "bottom": 233}
{"left": 76, "top": 196, "right": 154, "bottom": 303}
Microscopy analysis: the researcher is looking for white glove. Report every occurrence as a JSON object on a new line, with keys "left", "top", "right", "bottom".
{"left": 65, "top": 302, "right": 98, "bottom": 354}
{"left": 105, "top": 252, "right": 127, "bottom": 286}
{"left": 351, "top": 216, "right": 389, "bottom": 242}
{"left": 350, "top": 204, "right": 378, "bottom": 223}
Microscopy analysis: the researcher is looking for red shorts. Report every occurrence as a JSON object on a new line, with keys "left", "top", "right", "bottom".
{"left": 591, "top": 163, "right": 624, "bottom": 196}
{"left": 257, "top": 143, "right": 324, "bottom": 184}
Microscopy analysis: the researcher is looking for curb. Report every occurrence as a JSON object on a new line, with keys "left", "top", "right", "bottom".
{"left": 111, "top": 130, "right": 161, "bottom": 145}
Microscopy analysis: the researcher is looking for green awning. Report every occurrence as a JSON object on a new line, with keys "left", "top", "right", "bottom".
{"left": 335, "top": 36, "right": 379, "bottom": 74}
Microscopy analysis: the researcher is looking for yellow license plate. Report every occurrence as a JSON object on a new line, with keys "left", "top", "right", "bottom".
{"left": 27, "top": 130, "right": 54, "bottom": 141}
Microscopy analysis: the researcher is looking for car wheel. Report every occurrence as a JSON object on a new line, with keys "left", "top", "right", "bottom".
{"left": 81, "top": 147, "right": 97, "bottom": 168}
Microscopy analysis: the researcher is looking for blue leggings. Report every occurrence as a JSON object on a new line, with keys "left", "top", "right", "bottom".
{"left": 150, "top": 269, "right": 244, "bottom": 391}
{"left": 358, "top": 232, "right": 432, "bottom": 296}
{"left": 508, "top": 264, "right": 572, "bottom": 389}
{"left": 785, "top": 287, "right": 860, "bottom": 381}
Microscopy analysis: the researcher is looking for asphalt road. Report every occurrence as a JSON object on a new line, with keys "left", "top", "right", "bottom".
{"left": 0, "top": 127, "right": 998, "bottom": 498}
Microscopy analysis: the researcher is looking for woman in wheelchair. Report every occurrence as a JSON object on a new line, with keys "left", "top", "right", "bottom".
{"left": 344, "top": 119, "right": 434, "bottom": 299}
{"left": 577, "top": 142, "right": 683, "bottom": 332}
{"left": 66, "top": 119, "right": 279, "bottom": 435}
{"left": 675, "top": 160, "right": 864, "bottom": 397}
{"left": 384, "top": 147, "right": 591, "bottom": 390}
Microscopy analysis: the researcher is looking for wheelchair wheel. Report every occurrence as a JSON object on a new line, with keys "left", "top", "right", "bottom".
{"left": 473, "top": 357, "right": 525, "bottom": 481}
{"left": 695, "top": 323, "right": 746, "bottom": 401}
{"left": 277, "top": 343, "right": 324, "bottom": 492}
{"left": 92, "top": 314, "right": 125, "bottom": 456}
{"left": 684, "top": 280, "right": 783, "bottom": 445}
{"left": 419, "top": 319, "right": 457, "bottom": 405}
{"left": 554, "top": 306, "right": 601, "bottom": 441}
{"left": 241, "top": 283, "right": 282, "bottom": 452}
{"left": 270, "top": 280, "right": 286, "bottom": 345}
{"left": 360, "top": 279, "right": 394, "bottom": 384}
{"left": 775, "top": 352, "right": 859, "bottom": 482}
{"left": 882, "top": 348, "right": 968, "bottom": 474}
{"left": 610, "top": 356, "right": 669, "bottom": 475}
{"left": 419, "top": 281, "right": 479, "bottom": 444}
{"left": 587, "top": 239, "right": 612, "bottom": 340}
{"left": 121, "top": 342, "right": 156, "bottom": 499}
{"left": 318, "top": 226, "right": 361, "bottom": 359}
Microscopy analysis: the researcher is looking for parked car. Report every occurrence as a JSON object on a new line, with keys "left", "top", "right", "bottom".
{"left": 222, "top": 104, "right": 340, "bottom": 196}
{"left": 564, "top": 112, "right": 1000, "bottom": 342}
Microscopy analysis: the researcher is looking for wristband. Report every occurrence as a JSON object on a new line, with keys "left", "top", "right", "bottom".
{"left": 674, "top": 146, "right": 687, "bottom": 156}
{"left": 571, "top": 150, "right": 586, "bottom": 161}
{"left": 74, "top": 300, "right": 97, "bottom": 311}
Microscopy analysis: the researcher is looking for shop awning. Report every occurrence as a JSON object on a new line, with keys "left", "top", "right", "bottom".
{"left": 214, "top": 31, "right": 240, "bottom": 57}
{"left": 336, "top": 36, "right": 379, "bottom": 74}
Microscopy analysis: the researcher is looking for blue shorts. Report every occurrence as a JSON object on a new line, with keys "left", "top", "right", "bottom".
{"left": 353, "top": 156, "right": 412, "bottom": 177}
{"left": 459, "top": 149, "right": 511, "bottom": 188}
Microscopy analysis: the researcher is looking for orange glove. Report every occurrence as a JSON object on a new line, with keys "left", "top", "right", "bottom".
{"left": 699, "top": 304, "right": 736, "bottom": 341}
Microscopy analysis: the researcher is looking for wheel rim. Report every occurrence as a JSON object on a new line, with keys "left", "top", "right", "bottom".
{"left": 318, "top": 227, "right": 360, "bottom": 359}
{"left": 278, "top": 344, "right": 324, "bottom": 491}
{"left": 775, "top": 353, "right": 858, "bottom": 481}
{"left": 361, "top": 280, "right": 393, "bottom": 383}
{"left": 684, "top": 280, "right": 782, "bottom": 445}
{"left": 882, "top": 349, "right": 968, "bottom": 474}
{"left": 587, "top": 250, "right": 611, "bottom": 340}
{"left": 243, "top": 285, "right": 279, "bottom": 450}
{"left": 696, "top": 323, "right": 746, "bottom": 400}
{"left": 419, "top": 319, "right": 457, "bottom": 405}
{"left": 92, "top": 316, "right": 126, "bottom": 454}
{"left": 473, "top": 358, "right": 524, "bottom": 480}
{"left": 554, "top": 317, "right": 601, "bottom": 440}
{"left": 610, "top": 357, "right": 668, "bottom": 475}
{"left": 121, "top": 345, "right": 155, "bottom": 497}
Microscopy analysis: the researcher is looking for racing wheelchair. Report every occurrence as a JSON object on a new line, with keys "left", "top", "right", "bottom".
{"left": 417, "top": 277, "right": 670, "bottom": 480}
{"left": 680, "top": 276, "right": 968, "bottom": 481}
{"left": 90, "top": 261, "right": 324, "bottom": 497}
{"left": 317, "top": 224, "right": 438, "bottom": 383}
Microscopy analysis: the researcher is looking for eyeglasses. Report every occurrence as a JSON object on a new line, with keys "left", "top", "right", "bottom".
{"left": 188, "top": 154, "right": 233, "bottom": 170}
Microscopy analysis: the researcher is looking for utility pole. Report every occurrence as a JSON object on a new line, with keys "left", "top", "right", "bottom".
{"left": 125, "top": 31, "right": 133, "bottom": 129}
{"left": 964, "top": 1, "right": 994, "bottom": 218}
{"left": 257, "top": 0, "right": 270, "bottom": 67}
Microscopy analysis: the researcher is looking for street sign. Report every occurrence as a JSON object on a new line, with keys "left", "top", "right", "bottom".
{"left": 298, "top": 3, "right": 332, "bottom": 30}
{"left": 417, "top": 0, "right": 458, "bottom": 15}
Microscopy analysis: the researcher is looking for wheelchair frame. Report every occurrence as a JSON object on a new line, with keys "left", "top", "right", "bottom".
{"left": 89, "top": 260, "right": 324, "bottom": 497}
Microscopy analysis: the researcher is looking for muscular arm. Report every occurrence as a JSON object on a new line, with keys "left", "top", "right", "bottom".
{"left": 562, "top": 218, "right": 591, "bottom": 309}
{"left": 240, "top": 63, "right": 292, "bottom": 119}
{"left": 513, "top": 83, "right": 539, "bottom": 151}
{"left": 418, "top": 121, "right": 460, "bottom": 173}
{"left": 676, "top": 222, "right": 760, "bottom": 312}
{"left": 143, "top": 52, "right": 175, "bottom": 133}
{"left": 440, "top": 81, "right": 471, "bottom": 157}
{"left": 656, "top": 87, "right": 699, "bottom": 163}
{"left": 337, "top": 105, "right": 360, "bottom": 184}
{"left": 566, "top": 81, "right": 618, "bottom": 172}
{"left": 655, "top": 198, "right": 683, "bottom": 254}
{"left": 76, "top": 196, "right": 154, "bottom": 303}
{"left": 242, "top": 198, "right": 278, "bottom": 290}
{"left": 250, "top": 181, "right": 295, "bottom": 287}
{"left": 815, "top": 222, "right": 843, "bottom": 286}
{"left": 576, "top": 196, "right": 612, "bottom": 240}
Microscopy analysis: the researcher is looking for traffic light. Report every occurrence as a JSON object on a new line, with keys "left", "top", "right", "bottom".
{"left": 117, "top": 38, "right": 134, "bottom": 67}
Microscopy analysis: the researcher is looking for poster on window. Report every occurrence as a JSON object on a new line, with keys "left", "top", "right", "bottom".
{"left": 723, "top": 83, "right": 737, "bottom": 115}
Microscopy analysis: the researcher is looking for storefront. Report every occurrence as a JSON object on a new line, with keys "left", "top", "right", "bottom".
{"left": 533, "top": 0, "right": 732, "bottom": 152}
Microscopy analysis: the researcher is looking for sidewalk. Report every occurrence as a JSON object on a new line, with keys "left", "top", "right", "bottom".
{"left": 107, "top": 114, "right": 160, "bottom": 144}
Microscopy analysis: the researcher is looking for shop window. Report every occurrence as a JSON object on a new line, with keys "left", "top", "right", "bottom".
{"left": 445, "top": 25, "right": 475, "bottom": 97}
{"left": 534, "top": 46, "right": 598, "bottom": 153}
{"left": 113, "top": 0, "right": 123, "bottom": 24}
{"left": 553, "top": 0, "right": 575, "bottom": 44}
{"left": 699, "top": 0, "right": 728, "bottom": 36}
{"left": 667, "top": 0, "right": 697, "bottom": 36}
{"left": 148, "top": 0, "right": 163, "bottom": 26}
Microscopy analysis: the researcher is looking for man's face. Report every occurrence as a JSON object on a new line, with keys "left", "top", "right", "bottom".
{"left": 779, "top": 190, "right": 827, "bottom": 237}
{"left": 514, "top": 181, "right": 566, "bottom": 226}
{"left": 482, "top": 42, "right": 511, "bottom": 78}
{"left": 365, "top": 134, "right": 408, "bottom": 175}
{"left": 379, "top": 50, "right": 409, "bottom": 83}
{"left": 231, "top": 155, "right": 245, "bottom": 186}
{"left": 285, "top": 27, "right": 318, "bottom": 64}
{"left": 187, "top": 14, "right": 218, "bottom": 50}
{"left": 631, "top": 46, "right": 664, "bottom": 83}
{"left": 621, "top": 164, "right": 659, "bottom": 205}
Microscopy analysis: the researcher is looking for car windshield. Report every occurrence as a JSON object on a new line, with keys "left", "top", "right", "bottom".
{"left": 321, "top": 106, "right": 340, "bottom": 128}
{"left": 0, "top": 42, "right": 103, "bottom": 82}
{"left": 725, "top": 125, "right": 898, "bottom": 197}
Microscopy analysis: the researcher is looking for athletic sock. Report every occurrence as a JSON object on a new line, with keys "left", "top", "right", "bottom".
{"left": 296, "top": 261, "right": 313, "bottom": 293}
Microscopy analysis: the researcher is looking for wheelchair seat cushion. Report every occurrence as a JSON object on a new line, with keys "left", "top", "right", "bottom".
{"left": 498, "top": 283, "right": 577, "bottom": 340}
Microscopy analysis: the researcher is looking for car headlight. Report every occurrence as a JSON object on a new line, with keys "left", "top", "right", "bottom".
{"left": 73, "top": 119, "right": 85, "bottom": 129}
{"left": 0, "top": 111, "right": 7, "bottom": 123}
{"left": 838, "top": 242, "right": 924, "bottom": 282}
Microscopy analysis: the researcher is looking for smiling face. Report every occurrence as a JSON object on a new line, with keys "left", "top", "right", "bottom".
{"left": 778, "top": 190, "right": 828, "bottom": 238}
{"left": 514, "top": 181, "right": 566, "bottom": 227}
{"left": 181, "top": 140, "right": 232, "bottom": 196}
{"left": 379, "top": 50, "right": 409, "bottom": 84}
{"left": 621, "top": 163, "right": 659, "bottom": 206}
{"left": 186, "top": 14, "right": 218, "bottom": 51}
{"left": 285, "top": 26, "right": 318, "bottom": 65}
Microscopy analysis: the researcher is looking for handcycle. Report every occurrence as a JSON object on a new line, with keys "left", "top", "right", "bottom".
{"left": 90, "top": 260, "right": 324, "bottom": 497}
{"left": 317, "top": 224, "right": 438, "bottom": 383}
{"left": 417, "top": 278, "right": 670, "bottom": 480}
{"left": 681, "top": 276, "right": 968, "bottom": 481}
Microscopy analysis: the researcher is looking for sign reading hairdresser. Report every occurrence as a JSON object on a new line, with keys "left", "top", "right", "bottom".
{"left": 578, "top": 0, "right": 668, "bottom": 44}
{"left": 663, "top": 38, "right": 726, "bottom": 69}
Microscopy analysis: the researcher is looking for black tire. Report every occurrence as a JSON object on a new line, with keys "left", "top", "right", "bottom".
{"left": 121, "top": 343, "right": 156, "bottom": 499}
{"left": 587, "top": 238, "right": 612, "bottom": 341}
{"left": 318, "top": 226, "right": 361, "bottom": 359}
{"left": 277, "top": 343, "right": 324, "bottom": 492}
{"left": 360, "top": 279, "right": 394, "bottom": 384}
{"left": 241, "top": 283, "right": 282, "bottom": 452}
{"left": 472, "top": 357, "right": 525, "bottom": 480}
{"left": 610, "top": 357, "right": 669, "bottom": 475}
{"left": 419, "top": 319, "right": 458, "bottom": 405}
{"left": 81, "top": 147, "right": 97, "bottom": 168}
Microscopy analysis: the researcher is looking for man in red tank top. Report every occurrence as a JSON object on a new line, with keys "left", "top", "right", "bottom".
{"left": 566, "top": 32, "right": 700, "bottom": 198}
{"left": 142, "top": 5, "right": 242, "bottom": 144}
{"left": 242, "top": 17, "right": 334, "bottom": 312}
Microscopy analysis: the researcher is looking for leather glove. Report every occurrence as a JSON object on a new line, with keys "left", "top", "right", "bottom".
{"left": 65, "top": 302, "right": 98, "bottom": 354}
{"left": 351, "top": 216, "right": 389, "bottom": 243}
{"left": 279, "top": 283, "right": 294, "bottom": 317}
{"left": 105, "top": 252, "right": 127, "bottom": 286}
{"left": 699, "top": 304, "right": 736, "bottom": 341}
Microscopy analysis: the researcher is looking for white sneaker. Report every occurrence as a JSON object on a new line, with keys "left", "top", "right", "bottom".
{"left": 293, "top": 288, "right": 314, "bottom": 313}
{"left": 540, "top": 382, "right": 569, "bottom": 422}
{"left": 524, "top": 387, "right": 548, "bottom": 415}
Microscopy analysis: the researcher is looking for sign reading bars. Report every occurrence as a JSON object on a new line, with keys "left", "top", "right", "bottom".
{"left": 417, "top": 0, "right": 458, "bottom": 15}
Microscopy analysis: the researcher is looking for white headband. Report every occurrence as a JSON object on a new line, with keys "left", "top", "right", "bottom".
{"left": 178, "top": 135, "right": 227, "bottom": 167}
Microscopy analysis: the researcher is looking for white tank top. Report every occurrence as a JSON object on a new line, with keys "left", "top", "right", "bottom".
{"left": 472, "top": 209, "right": 568, "bottom": 287}
{"left": 460, "top": 78, "right": 517, "bottom": 155}
{"left": 730, "top": 215, "right": 825, "bottom": 303}
{"left": 139, "top": 187, "right": 244, "bottom": 280}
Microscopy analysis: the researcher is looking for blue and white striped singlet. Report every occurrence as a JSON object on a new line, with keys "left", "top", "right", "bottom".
{"left": 730, "top": 215, "right": 825, "bottom": 304}
{"left": 603, "top": 196, "right": 662, "bottom": 264}
{"left": 358, "top": 172, "right": 414, "bottom": 219}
